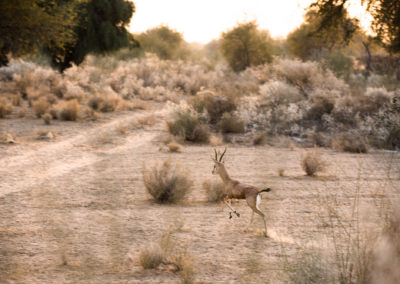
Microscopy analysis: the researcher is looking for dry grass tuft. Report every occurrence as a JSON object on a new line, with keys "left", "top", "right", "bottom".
{"left": 142, "top": 160, "right": 193, "bottom": 203}
{"left": 301, "top": 150, "right": 325, "bottom": 176}
{"left": 167, "top": 141, "right": 182, "bottom": 153}
{"left": 202, "top": 179, "right": 226, "bottom": 203}
{"left": 138, "top": 245, "right": 164, "bottom": 269}
{"left": 277, "top": 167, "right": 285, "bottom": 177}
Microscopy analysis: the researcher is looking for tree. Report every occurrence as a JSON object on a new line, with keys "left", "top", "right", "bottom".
{"left": 309, "top": 0, "right": 400, "bottom": 54}
{"left": 48, "top": 0, "right": 137, "bottom": 72}
{"left": 287, "top": 10, "right": 358, "bottom": 60}
{"left": 220, "top": 21, "right": 273, "bottom": 72}
{"left": 0, "top": 0, "right": 76, "bottom": 66}
{"left": 136, "top": 25, "right": 188, "bottom": 60}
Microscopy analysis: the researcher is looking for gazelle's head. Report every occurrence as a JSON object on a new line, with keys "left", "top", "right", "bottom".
{"left": 212, "top": 148, "right": 227, "bottom": 175}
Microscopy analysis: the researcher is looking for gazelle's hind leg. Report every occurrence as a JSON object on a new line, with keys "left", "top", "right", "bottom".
{"left": 246, "top": 194, "right": 268, "bottom": 237}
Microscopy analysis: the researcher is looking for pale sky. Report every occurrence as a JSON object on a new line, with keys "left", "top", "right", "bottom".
{"left": 128, "top": 0, "right": 371, "bottom": 44}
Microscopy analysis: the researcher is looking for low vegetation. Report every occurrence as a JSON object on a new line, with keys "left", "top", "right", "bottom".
{"left": 142, "top": 160, "right": 193, "bottom": 203}
{"left": 301, "top": 150, "right": 325, "bottom": 176}
{"left": 202, "top": 180, "right": 226, "bottom": 203}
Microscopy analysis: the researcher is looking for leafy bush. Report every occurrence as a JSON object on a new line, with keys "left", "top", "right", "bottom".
{"left": 167, "top": 108, "right": 209, "bottom": 143}
{"left": 142, "top": 160, "right": 193, "bottom": 203}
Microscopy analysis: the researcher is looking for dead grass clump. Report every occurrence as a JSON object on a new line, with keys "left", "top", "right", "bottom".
{"left": 138, "top": 245, "right": 164, "bottom": 269}
{"left": 11, "top": 94, "right": 23, "bottom": 106}
{"left": 202, "top": 180, "right": 226, "bottom": 202}
{"left": 142, "top": 160, "right": 193, "bottom": 203}
{"left": 217, "top": 112, "right": 245, "bottom": 133}
{"left": 0, "top": 97, "right": 13, "bottom": 118}
{"left": 58, "top": 99, "right": 80, "bottom": 121}
{"left": 35, "top": 129, "right": 55, "bottom": 140}
{"left": 167, "top": 141, "right": 182, "bottom": 153}
{"left": 277, "top": 167, "right": 285, "bottom": 177}
{"left": 301, "top": 150, "right": 325, "bottom": 176}
{"left": 167, "top": 109, "right": 209, "bottom": 143}
{"left": 332, "top": 132, "right": 368, "bottom": 153}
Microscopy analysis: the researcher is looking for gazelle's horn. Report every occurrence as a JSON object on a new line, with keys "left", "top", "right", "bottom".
{"left": 214, "top": 148, "right": 218, "bottom": 161}
{"left": 219, "top": 147, "right": 227, "bottom": 162}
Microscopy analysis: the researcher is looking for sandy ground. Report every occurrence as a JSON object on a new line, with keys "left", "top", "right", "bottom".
{"left": 0, "top": 105, "right": 399, "bottom": 283}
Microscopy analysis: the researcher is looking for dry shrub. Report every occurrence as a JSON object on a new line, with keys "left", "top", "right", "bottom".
{"left": 209, "top": 133, "right": 223, "bottom": 146}
{"left": 142, "top": 160, "right": 193, "bottom": 203}
{"left": 58, "top": 99, "right": 80, "bottom": 121}
{"left": 0, "top": 132, "right": 16, "bottom": 144}
{"left": 167, "top": 141, "right": 182, "bottom": 153}
{"left": 88, "top": 94, "right": 122, "bottom": 112}
{"left": 138, "top": 245, "right": 164, "bottom": 269}
{"left": 11, "top": 94, "right": 23, "bottom": 106}
{"left": 32, "top": 97, "right": 50, "bottom": 118}
{"left": 138, "top": 225, "right": 196, "bottom": 283}
{"left": 309, "top": 131, "right": 330, "bottom": 148}
{"left": 301, "top": 150, "right": 325, "bottom": 176}
{"left": 202, "top": 180, "right": 226, "bottom": 202}
{"left": 332, "top": 132, "right": 368, "bottom": 153}
{"left": 167, "top": 109, "right": 209, "bottom": 143}
{"left": 116, "top": 123, "right": 128, "bottom": 135}
{"left": 307, "top": 96, "right": 334, "bottom": 120}
{"left": 284, "top": 250, "right": 333, "bottom": 284}
{"left": 42, "top": 113, "right": 52, "bottom": 125}
{"left": 253, "top": 132, "right": 267, "bottom": 146}
{"left": 18, "top": 107, "right": 28, "bottom": 118}
{"left": 0, "top": 97, "right": 13, "bottom": 118}
{"left": 191, "top": 90, "right": 236, "bottom": 124}
{"left": 217, "top": 112, "right": 245, "bottom": 133}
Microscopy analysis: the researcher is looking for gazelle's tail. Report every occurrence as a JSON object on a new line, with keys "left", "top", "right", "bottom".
{"left": 259, "top": 188, "right": 271, "bottom": 193}
{"left": 256, "top": 188, "right": 271, "bottom": 210}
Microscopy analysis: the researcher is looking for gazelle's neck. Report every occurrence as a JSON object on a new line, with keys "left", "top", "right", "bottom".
{"left": 218, "top": 164, "right": 232, "bottom": 185}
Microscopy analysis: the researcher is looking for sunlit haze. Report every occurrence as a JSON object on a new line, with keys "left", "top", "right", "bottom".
{"left": 128, "top": 0, "right": 372, "bottom": 44}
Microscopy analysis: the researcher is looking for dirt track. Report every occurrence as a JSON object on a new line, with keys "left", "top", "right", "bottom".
{"left": 0, "top": 107, "right": 399, "bottom": 283}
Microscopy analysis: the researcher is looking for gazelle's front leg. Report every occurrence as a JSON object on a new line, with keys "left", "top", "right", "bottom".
{"left": 223, "top": 198, "right": 240, "bottom": 218}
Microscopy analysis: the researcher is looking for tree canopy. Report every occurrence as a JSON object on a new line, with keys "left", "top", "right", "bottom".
{"left": 309, "top": 0, "right": 400, "bottom": 53}
{"left": 0, "top": 0, "right": 76, "bottom": 66}
{"left": 136, "top": 25, "right": 188, "bottom": 60}
{"left": 48, "top": 0, "right": 137, "bottom": 72}
{"left": 220, "top": 21, "right": 272, "bottom": 72}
